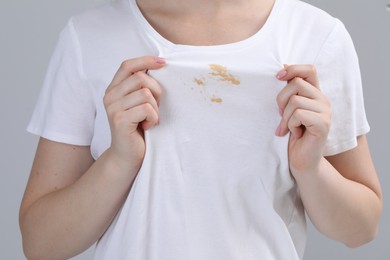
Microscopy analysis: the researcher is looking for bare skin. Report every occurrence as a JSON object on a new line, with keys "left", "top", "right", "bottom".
{"left": 20, "top": 0, "right": 382, "bottom": 259}
{"left": 137, "top": 0, "right": 275, "bottom": 46}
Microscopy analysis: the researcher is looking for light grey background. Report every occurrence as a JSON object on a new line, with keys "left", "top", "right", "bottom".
{"left": 0, "top": 0, "right": 388, "bottom": 259}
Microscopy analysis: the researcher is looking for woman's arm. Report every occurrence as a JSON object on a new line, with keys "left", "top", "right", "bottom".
{"left": 19, "top": 139, "right": 138, "bottom": 260}
{"left": 296, "top": 135, "right": 382, "bottom": 247}
{"left": 20, "top": 56, "right": 166, "bottom": 260}
{"left": 276, "top": 65, "right": 382, "bottom": 247}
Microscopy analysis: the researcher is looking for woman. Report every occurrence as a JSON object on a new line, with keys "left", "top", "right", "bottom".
{"left": 20, "top": 0, "right": 382, "bottom": 259}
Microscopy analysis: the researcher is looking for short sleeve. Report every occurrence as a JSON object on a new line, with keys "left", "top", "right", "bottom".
{"left": 314, "top": 19, "right": 370, "bottom": 156}
{"left": 27, "top": 18, "right": 96, "bottom": 146}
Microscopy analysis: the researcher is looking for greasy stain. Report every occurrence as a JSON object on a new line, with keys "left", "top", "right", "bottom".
{"left": 194, "top": 78, "right": 206, "bottom": 86}
{"left": 209, "top": 64, "right": 240, "bottom": 85}
{"left": 190, "top": 64, "right": 240, "bottom": 104}
{"left": 210, "top": 96, "right": 223, "bottom": 103}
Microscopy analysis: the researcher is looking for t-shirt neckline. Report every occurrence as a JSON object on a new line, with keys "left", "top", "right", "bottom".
{"left": 129, "top": 0, "right": 282, "bottom": 52}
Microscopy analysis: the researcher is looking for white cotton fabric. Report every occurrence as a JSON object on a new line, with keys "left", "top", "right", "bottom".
{"left": 27, "top": 0, "right": 370, "bottom": 259}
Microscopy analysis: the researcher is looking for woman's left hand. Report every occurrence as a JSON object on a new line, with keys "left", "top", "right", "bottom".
{"left": 275, "top": 64, "right": 332, "bottom": 176}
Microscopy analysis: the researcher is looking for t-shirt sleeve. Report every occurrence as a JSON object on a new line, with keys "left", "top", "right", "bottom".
{"left": 27, "top": 18, "right": 96, "bottom": 146}
{"left": 314, "top": 19, "right": 370, "bottom": 156}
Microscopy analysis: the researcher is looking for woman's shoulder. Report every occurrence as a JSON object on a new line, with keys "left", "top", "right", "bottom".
{"left": 281, "top": 0, "right": 340, "bottom": 34}
{"left": 69, "top": 0, "right": 135, "bottom": 37}
{"left": 274, "top": 0, "right": 352, "bottom": 65}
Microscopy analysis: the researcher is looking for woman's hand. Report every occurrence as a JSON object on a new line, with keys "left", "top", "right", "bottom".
{"left": 103, "top": 56, "right": 166, "bottom": 170}
{"left": 275, "top": 65, "right": 382, "bottom": 247}
{"left": 275, "top": 64, "right": 332, "bottom": 176}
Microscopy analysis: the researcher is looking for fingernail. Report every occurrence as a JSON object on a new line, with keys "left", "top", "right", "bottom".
{"left": 276, "top": 69, "right": 287, "bottom": 79}
{"left": 275, "top": 124, "right": 281, "bottom": 136}
{"left": 154, "top": 57, "right": 166, "bottom": 64}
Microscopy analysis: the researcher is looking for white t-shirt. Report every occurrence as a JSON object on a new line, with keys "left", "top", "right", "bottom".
{"left": 27, "top": 0, "right": 370, "bottom": 259}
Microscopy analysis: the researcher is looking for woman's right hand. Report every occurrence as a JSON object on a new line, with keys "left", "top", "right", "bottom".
{"left": 20, "top": 56, "right": 165, "bottom": 260}
{"left": 103, "top": 56, "right": 166, "bottom": 170}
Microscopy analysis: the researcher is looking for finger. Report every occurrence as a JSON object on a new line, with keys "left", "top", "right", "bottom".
{"left": 105, "top": 71, "right": 163, "bottom": 105}
{"left": 287, "top": 109, "right": 324, "bottom": 139}
{"left": 119, "top": 88, "right": 159, "bottom": 115}
{"left": 136, "top": 104, "right": 159, "bottom": 131}
{"left": 276, "top": 64, "right": 320, "bottom": 89}
{"left": 141, "top": 118, "right": 158, "bottom": 131}
{"left": 276, "top": 77, "right": 322, "bottom": 113}
{"left": 108, "top": 56, "right": 166, "bottom": 90}
{"left": 119, "top": 103, "right": 159, "bottom": 132}
{"left": 278, "top": 95, "right": 324, "bottom": 136}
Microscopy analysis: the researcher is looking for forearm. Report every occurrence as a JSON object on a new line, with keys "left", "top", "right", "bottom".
{"left": 294, "top": 157, "right": 382, "bottom": 247}
{"left": 20, "top": 149, "right": 140, "bottom": 260}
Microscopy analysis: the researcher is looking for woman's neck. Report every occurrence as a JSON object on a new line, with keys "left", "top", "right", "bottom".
{"left": 136, "top": 0, "right": 275, "bottom": 46}
{"left": 137, "top": 0, "right": 267, "bottom": 17}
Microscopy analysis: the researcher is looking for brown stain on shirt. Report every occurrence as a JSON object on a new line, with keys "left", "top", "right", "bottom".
{"left": 210, "top": 96, "right": 223, "bottom": 103}
{"left": 191, "top": 64, "right": 240, "bottom": 104}
{"left": 194, "top": 78, "right": 206, "bottom": 86}
{"left": 209, "top": 64, "right": 240, "bottom": 85}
